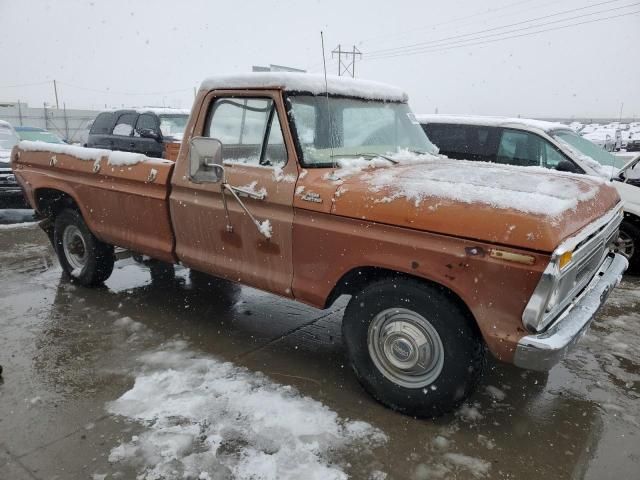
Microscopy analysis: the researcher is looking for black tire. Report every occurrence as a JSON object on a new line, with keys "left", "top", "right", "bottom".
{"left": 342, "top": 277, "right": 485, "bottom": 418}
{"left": 53, "top": 209, "right": 114, "bottom": 286}
{"left": 148, "top": 260, "right": 176, "bottom": 283}
{"left": 619, "top": 220, "right": 640, "bottom": 275}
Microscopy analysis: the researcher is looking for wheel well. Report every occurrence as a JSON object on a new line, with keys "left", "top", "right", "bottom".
{"left": 325, "top": 266, "right": 477, "bottom": 328}
{"left": 35, "top": 189, "right": 79, "bottom": 219}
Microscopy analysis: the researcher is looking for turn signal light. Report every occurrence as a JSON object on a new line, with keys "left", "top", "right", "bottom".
{"left": 558, "top": 251, "right": 573, "bottom": 270}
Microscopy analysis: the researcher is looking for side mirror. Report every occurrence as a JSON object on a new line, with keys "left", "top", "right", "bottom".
{"left": 190, "top": 137, "right": 224, "bottom": 183}
{"left": 555, "top": 159, "right": 582, "bottom": 174}
{"left": 138, "top": 128, "right": 161, "bottom": 141}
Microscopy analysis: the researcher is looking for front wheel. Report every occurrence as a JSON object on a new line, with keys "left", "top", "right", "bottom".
{"left": 53, "top": 209, "right": 115, "bottom": 286}
{"left": 617, "top": 220, "right": 640, "bottom": 275}
{"left": 342, "top": 277, "right": 485, "bottom": 418}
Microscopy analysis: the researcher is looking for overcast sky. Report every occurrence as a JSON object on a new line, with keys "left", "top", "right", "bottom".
{"left": 1, "top": 0, "right": 639, "bottom": 118}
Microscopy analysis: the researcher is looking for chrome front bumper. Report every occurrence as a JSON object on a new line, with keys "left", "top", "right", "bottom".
{"left": 513, "top": 253, "right": 628, "bottom": 371}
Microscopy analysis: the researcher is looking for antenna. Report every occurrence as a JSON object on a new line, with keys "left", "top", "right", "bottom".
{"left": 321, "top": 31, "right": 335, "bottom": 167}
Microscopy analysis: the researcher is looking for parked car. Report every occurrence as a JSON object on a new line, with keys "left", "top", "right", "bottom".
{"left": 418, "top": 114, "right": 640, "bottom": 273}
{"left": 12, "top": 73, "right": 627, "bottom": 417}
{"left": 0, "top": 120, "right": 25, "bottom": 206}
{"left": 87, "top": 108, "right": 189, "bottom": 161}
{"left": 582, "top": 129, "right": 616, "bottom": 151}
{"left": 627, "top": 130, "right": 640, "bottom": 152}
{"left": 14, "top": 126, "right": 66, "bottom": 144}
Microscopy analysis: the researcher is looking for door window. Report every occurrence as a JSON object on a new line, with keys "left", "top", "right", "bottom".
{"left": 90, "top": 112, "right": 114, "bottom": 134}
{"left": 497, "top": 130, "right": 543, "bottom": 167}
{"left": 204, "top": 97, "right": 287, "bottom": 167}
{"left": 135, "top": 114, "right": 158, "bottom": 136}
{"left": 422, "top": 123, "right": 496, "bottom": 162}
{"left": 542, "top": 141, "right": 567, "bottom": 168}
{"left": 112, "top": 113, "right": 138, "bottom": 136}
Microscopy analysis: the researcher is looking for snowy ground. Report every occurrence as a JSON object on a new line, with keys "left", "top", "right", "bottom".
{"left": 0, "top": 217, "right": 639, "bottom": 479}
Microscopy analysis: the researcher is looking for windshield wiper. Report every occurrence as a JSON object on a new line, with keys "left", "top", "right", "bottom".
{"left": 329, "top": 153, "right": 399, "bottom": 164}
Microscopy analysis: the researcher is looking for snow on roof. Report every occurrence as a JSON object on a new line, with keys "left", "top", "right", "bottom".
{"left": 134, "top": 107, "right": 190, "bottom": 115}
{"left": 416, "top": 114, "right": 570, "bottom": 133}
{"left": 200, "top": 72, "right": 409, "bottom": 102}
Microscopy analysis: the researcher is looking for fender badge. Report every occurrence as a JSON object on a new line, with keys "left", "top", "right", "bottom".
{"left": 301, "top": 192, "right": 323, "bottom": 203}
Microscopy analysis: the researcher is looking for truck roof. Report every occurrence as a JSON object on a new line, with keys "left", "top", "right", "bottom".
{"left": 199, "top": 73, "right": 408, "bottom": 102}
{"left": 416, "top": 114, "right": 571, "bottom": 134}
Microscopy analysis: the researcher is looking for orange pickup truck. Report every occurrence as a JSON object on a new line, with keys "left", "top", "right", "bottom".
{"left": 12, "top": 73, "right": 628, "bottom": 417}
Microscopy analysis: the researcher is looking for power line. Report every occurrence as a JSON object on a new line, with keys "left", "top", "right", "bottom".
{"left": 364, "top": 9, "right": 640, "bottom": 61}
{"left": 359, "top": 0, "right": 536, "bottom": 47}
{"left": 366, "top": 0, "right": 628, "bottom": 58}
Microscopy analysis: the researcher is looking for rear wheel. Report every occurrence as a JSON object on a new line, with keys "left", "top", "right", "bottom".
{"left": 617, "top": 220, "right": 640, "bottom": 275}
{"left": 342, "top": 277, "right": 485, "bottom": 418}
{"left": 53, "top": 209, "right": 114, "bottom": 286}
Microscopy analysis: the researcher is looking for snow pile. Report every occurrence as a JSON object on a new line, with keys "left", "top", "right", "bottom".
{"left": 258, "top": 219, "right": 273, "bottom": 239}
{"left": 18, "top": 140, "right": 148, "bottom": 166}
{"left": 364, "top": 156, "right": 602, "bottom": 218}
{"left": 442, "top": 453, "right": 491, "bottom": 478}
{"left": 272, "top": 165, "right": 296, "bottom": 183}
{"left": 107, "top": 341, "right": 386, "bottom": 480}
{"left": 200, "top": 73, "right": 408, "bottom": 102}
{"left": 239, "top": 181, "right": 267, "bottom": 198}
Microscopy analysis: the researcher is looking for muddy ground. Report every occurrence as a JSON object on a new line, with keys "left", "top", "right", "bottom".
{"left": 0, "top": 211, "right": 639, "bottom": 480}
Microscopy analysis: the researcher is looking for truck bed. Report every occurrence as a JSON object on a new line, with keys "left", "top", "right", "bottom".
{"left": 13, "top": 141, "right": 177, "bottom": 262}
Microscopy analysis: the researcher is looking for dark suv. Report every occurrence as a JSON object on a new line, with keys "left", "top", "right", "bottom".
{"left": 87, "top": 108, "right": 189, "bottom": 159}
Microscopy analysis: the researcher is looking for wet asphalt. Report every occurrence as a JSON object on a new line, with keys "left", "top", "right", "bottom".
{"left": 0, "top": 210, "right": 639, "bottom": 480}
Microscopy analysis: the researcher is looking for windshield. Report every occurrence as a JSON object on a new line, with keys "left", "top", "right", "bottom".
{"left": 16, "top": 130, "right": 64, "bottom": 144}
{"left": 159, "top": 114, "right": 189, "bottom": 138}
{"left": 287, "top": 95, "right": 437, "bottom": 167}
{"left": 552, "top": 129, "right": 628, "bottom": 169}
{"left": 0, "top": 129, "right": 19, "bottom": 150}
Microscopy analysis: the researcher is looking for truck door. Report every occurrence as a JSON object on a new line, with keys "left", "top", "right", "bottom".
{"left": 170, "top": 90, "right": 298, "bottom": 297}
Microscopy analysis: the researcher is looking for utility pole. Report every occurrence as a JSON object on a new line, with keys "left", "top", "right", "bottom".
{"left": 619, "top": 102, "right": 624, "bottom": 122}
{"left": 17, "top": 100, "right": 23, "bottom": 126}
{"left": 53, "top": 80, "right": 60, "bottom": 109}
{"left": 332, "top": 44, "right": 362, "bottom": 78}
{"left": 43, "top": 103, "right": 48, "bottom": 129}
{"left": 63, "top": 103, "right": 69, "bottom": 141}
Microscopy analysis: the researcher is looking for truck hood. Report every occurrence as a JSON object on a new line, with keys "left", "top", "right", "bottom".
{"left": 330, "top": 158, "right": 621, "bottom": 252}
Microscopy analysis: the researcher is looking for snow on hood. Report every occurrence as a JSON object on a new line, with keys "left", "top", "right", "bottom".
{"left": 200, "top": 73, "right": 408, "bottom": 102}
{"left": 107, "top": 341, "right": 386, "bottom": 480}
{"left": 329, "top": 151, "right": 604, "bottom": 218}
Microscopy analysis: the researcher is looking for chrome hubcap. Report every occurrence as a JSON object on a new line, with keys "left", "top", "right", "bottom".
{"left": 368, "top": 308, "right": 444, "bottom": 388}
{"left": 62, "top": 225, "right": 87, "bottom": 272}
{"left": 614, "top": 231, "right": 635, "bottom": 260}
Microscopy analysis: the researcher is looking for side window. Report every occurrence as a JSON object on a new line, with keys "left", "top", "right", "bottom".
{"left": 112, "top": 113, "right": 138, "bottom": 136}
{"left": 423, "top": 124, "right": 495, "bottom": 162}
{"left": 497, "top": 130, "right": 543, "bottom": 167}
{"left": 204, "top": 97, "right": 286, "bottom": 167}
{"left": 134, "top": 114, "right": 158, "bottom": 136}
{"left": 90, "top": 112, "right": 114, "bottom": 134}
{"left": 542, "top": 141, "right": 567, "bottom": 169}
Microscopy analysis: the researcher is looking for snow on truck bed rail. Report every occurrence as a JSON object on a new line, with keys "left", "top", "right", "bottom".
{"left": 18, "top": 140, "right": 153, "bottom": 166}
{"left": 200, "top": 72, "right": 408, "bottom": 102}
